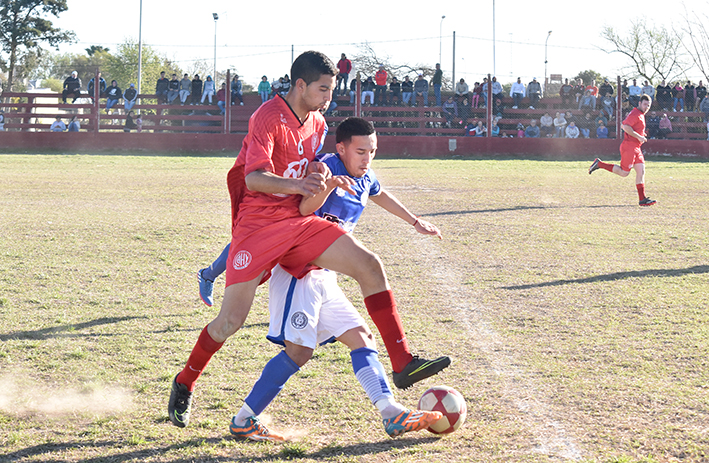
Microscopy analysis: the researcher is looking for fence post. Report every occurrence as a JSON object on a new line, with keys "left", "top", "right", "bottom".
{"left": 94, "top": 68, "right": 100, "bottom": 133}
{"left": 224, "top": 69, "right": 231, "bottom": 134}
{"left": 355, "top": 72, "right": 361, "bottom": 118}
{"left": 616, "top": 76, "right": 622, "bottom": 140}
{"left": 486, "top": 73, "right": 492, "bottom": 138}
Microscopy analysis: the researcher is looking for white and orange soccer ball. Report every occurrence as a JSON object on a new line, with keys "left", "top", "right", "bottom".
{"left": 418, "top": 386, "right": 467, "bottom": 434}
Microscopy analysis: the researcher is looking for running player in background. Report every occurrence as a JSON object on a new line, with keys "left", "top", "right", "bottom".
{"left": 229, "top": 117, "right": 445, "bottom": 441}
{"left": 589, "top": 94, "right": 657, "bottom": 206}
{"left": 168, "top": 52, "right": 449, "bottom": 429}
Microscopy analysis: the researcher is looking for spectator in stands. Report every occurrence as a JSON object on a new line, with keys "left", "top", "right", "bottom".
{"left": 658, "top": 113, "right": 673, "bottom": 138}
{"left": 565, "top": 121, "right": 580, "bottom": 138}
{"left": 362, "top": 76, "right": 375, "bottom": 105}
{"left": 579, "top": 89, "right": 595, "bottom": 111}
{"left": 481, "top": 77, "right": 490, "bottom": 107}
{"left": 231, "top": 75, "right": 244, "bottom": 106}
{"left": 553, "top": 111, "right": 567, "bottom": 138}
{"left": 156, "top": 71, "right": 169, "bottom": 104}
{"left": 349, "top": 77, "right": 360, "bottom": 105}
{"left": 441, "top": 96, "right": 458, "bottom": 127}
{"left": 564, "top": 111, "right": 577, "bottom": 127}
{"left": 258, "top": 76, "right": 270, "bottom": 104}
{"left": 105, "top": 80, "right": 122, "bottom": 113}
{"left": 656, "top": 80, "right": 672, "bottom": 110}
{"left": 600, "top": 92, "right": 615, "bottom": 120}
{"left": 336, "top": 53, "right": 352, "bottom": 96}
{"left": 628, "top": 79, "right": 642, "bottom": 108}
{"left": 459, "top": 98, "right": 472, "bottom": 126}
{"left": 471, "top": 81, "right": 482, "bottom": 108}
{"left": 167, "top": 73, "right": 180, "bottom": 105}
{"left": 280, "top": 74, "right": 291, "bottom": 96}
{"left": 473, "top": 120, "right": 487, "bottom": 137}
{"left": 489, "top": 120, "right": 499, "bottom": 137}
{"left": 455, "top": 78, "right": 469, "bottom": 102}
{"left": 620, "top": 79, "right": 629, "bottom": 98}
{"left": 540, "top": 112, "right": 554, "bottom": 137}
{"left": 595, "top": 112, "right": 608, "bottom": 130}
{"left": 67, "top": 116, "right": 80, "bottom": 132}
{"left": 700, "top": 93, "right": 709, "bottom": 119}
{"left": 432, "top": 63, "right": 443, "bottom": 106}
{"left": 493, "top": 97, "right": 505, "bottom": 118}
{"left": 527, "top": 77, "right": 542, "bottom": 109}
{"left": 515, "top": 123, "right": 524, "bottom": 138}
{"left": 672, "top": 82, "right": 685, "bottom": 112}
{"left": 62, "top": 71, "right": 82, "bottom": 104}
{"left": 585, "top": 79, "right": 599, "bottom": 109}
{"left": 374, "top": 65, "right": 388, "bottom": 106}
{"left": 191, "top": 74, "right": 203, "bottom": 105}
{"left": 642, "top": 80, "right": 655, "bottom": 101}
{"left": 579, "top": 112, "right": 595, "bottom": 138}
{"left": 599, "top": 79, "right": 614, "bottom": 99}
{"left": 216, "top": 83, "right": 227, "bottom": 115}
{"left": 620, "top": 92, "right": 630, "bottom": 116}
{"left": 646, "top": 110, "right": 660, "bottom": 139}
{"left": 135, "top": 113, "right": 143, "bottom": 132}
{"left": 685, "top": 80, "right": 696, "bottom": 112}
{"left": 524, "top": 119, "right": 540, "bottom": 138}
{"left": 510, "top": 77, "right": 525, "bottom": 109}
{"left": 573, "top": 79, "right": 585, "bottom": 105}
{"left": 87, "top": 72, "right": 106, "bottom": 102}
{"left": 124, "top": 83, "right": 138, "bottom": 112}
{"left": 491, "top": 76, "right": 503, "bottom": 106}
{"left": 179, "top": 74, "right": 191, "bottom": 105}
{"left": 0, "top": 110, "right": 5, "bottom": 131}
{"left": 401, "top": 76, "right": 414, "bottom": 106}
{"left": 464, "top": 120, "right": 476, "bottom": 136}
{"left": 201, "top": 75, "right": 215, "bottom": 104}
{"left": 596, "top": 120, "right": 608, "bottom": 139}
{"left": 124, "top": 110, "right": 137, "bottom": 132}
{"left": 560, "top": 78, "right": 574, "bottom": 108}
{"left": 695, "top": 81, "right": 706, "bottom": 110}
{"left": 324, "top": 99, "right": 337, "bottom": 117}
{"left": 413, "top": 74, "right": 429, "bottom": 107}
{"left": 270, "top": 77, "right": 283, "bottom": 99}
{"left": 389, "top": 77, "right": 401, "bottom": 105}
{"left": 50, "top": 115, "right": 66, "bottom": 132}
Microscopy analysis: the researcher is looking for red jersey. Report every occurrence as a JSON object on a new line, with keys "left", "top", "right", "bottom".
{"left": 228, "top": 95, "right": 327, "bottom": 227}
{"left": 337, "top": 58, "right": 352, "bottom": 75}
{"left": 375, "top": 70, "right": 388, "bottom": 86}
{"left": 622, "top": 107, "right": 645, "bottom": 146}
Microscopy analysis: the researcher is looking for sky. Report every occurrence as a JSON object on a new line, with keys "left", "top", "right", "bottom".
{"left": 51, "top": 0, "right": 704, "bottom": 90}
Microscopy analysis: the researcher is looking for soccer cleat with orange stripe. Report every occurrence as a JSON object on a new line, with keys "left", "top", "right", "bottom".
{"left": 229, "top": 416, "right": 286, "bottom": 442}
{"left": 383, "top": 409, "right": 443, "bottom": 437}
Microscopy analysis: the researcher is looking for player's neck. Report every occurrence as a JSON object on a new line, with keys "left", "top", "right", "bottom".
{"left": 283, "top": 92, "right": 311, "bottom": 125}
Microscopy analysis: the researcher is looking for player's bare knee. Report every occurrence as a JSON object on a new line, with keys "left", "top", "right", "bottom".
{"left": 618, "top": 169, "right": 630, "bottom": 177}
{"left": 284, "top": 343, "right": 313, "bottom": 367}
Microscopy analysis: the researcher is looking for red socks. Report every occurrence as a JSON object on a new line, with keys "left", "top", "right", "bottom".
{"left": 364, "top": 290, "right": 413, "bottom": 373}
{"left": 177, "top": 325, "right": 224, "bottom": 391}
{"left": 598, "top": 160, "right": 614, "bottom": 172}
{"left": 636, "top": 183, "right": 646, "bottom": 200}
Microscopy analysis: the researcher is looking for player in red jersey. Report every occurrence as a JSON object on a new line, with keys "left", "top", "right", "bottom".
{"left": 588, "top": 94, "right": 657, "bottom": 206}
{"left": 168, "top": 51, "right": 450, "bottom": 429}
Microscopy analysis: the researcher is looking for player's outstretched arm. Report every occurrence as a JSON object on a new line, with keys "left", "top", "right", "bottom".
{"left": 370, "top": 189, "right": 442, "bottom": 239}
{"left": 299, "top": 175, "right": 357, "bottom": 216}
{"left": 245, "top": 169, "right": 328, "bottom": 198}
{"left": 621, "top": 124, "right": 647, "bottom": 144}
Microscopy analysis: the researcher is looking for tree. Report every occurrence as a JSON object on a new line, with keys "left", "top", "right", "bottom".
{"left": 601, "top": 19, "right": 686, "bottom": 84}
{"left": 85, "top": 45, "right": 109, "bottom": 56}
{"left": 0, "top": 0, "right": 75, "bottom": 91}
{"left": 105, "top": 41, "right": 181, "bottom": 94}
{"left": 679, "top": 6, "right": 709, "bottom": 83}
{"left": 574, "top": 70, "right": 605, "bottom": 85}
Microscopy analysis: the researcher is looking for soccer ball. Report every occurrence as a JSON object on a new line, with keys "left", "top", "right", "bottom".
{"left": 418, "top": 386, "right": 467, "bottom": 434}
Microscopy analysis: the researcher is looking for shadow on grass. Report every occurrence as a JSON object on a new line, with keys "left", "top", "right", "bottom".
{"left": 1, "top": 435, "right": 441, "bottom": 462}
{"left": 0, "top": 315, "right": 144, "bottom": 342}
{"left": 503, "top": 265, "right": 709, "bottom": 290}
{"left": 425, "top": 204, "right": 630, "bottom": 217}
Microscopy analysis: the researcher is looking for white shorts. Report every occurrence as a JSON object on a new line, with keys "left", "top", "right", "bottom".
{"left": 267, "top": 265, "right": 366, "bottom": 349}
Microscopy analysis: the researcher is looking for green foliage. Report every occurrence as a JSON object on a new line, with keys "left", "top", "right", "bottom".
{"left": 574, "top": 69, "right": 605, "bottom": 85}
{"left": 105, "top": 41, "right": 182, "bottom": 92}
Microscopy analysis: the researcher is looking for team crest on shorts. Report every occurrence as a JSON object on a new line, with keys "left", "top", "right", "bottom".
{"left": 290, "top": 311, "right": 308, "bottom": 330}
{"left": 233, "top": 250, "right": 252, "bottom": 270}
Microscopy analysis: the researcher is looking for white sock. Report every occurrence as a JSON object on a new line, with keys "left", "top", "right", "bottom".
{"left": 375, "top": 397, "right": 407, "bottom": 419}
{"left": 233, "top": 403, "right": 256, "bottom": 426}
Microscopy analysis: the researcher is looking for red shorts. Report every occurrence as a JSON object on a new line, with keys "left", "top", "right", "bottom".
{"left": 225, "top": 212, "right": 346, "bottom": 286}
{"left": 619, "top": 141, "right": 644, "bottom": 172}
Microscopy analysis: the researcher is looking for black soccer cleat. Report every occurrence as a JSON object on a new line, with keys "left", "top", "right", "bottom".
{"left": 168, "top": 374, "right": 193, "bottom": 428}
{"left": 393, "top": 355, "right": 451, "bottom": 390}
{"left": 639, "top": 197, "right": 657, "bottom": 206}
{"left": 589, "top": 158, "right": 601, "bottom": 174}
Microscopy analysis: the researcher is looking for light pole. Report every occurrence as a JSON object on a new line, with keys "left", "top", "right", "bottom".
{"left": 213, "top": 13, "right": 219, "bottom": 81}
{"left": 137, "top": 0, "right": 143, "bottom": 98}
{"left": 544, "top": 30, "right": 552, "bottom": 97}
{"left": 492, "top": 0, "right": 496, "bottom": 76}
{"left": 439, "top": 15, "right": 446, "bottom": 65}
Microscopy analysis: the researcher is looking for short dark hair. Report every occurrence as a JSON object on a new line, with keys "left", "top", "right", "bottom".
{"left": 640, "top": 94, "right": 651, "bottom": 103}
{"left": 336, "top": 117, "right": 375, "bottom": 144}
{"left": 290, "top": 51, "right": 337, "bottom": 86}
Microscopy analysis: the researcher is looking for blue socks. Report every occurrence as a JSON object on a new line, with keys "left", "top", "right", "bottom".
{"left": 350, "top": 347, "right": 392, "bottom": 405}
{"left": 202, "top": 243, "right": 230, "bottom": 281}
{"left": 244, "top": 350, "right": 300, "bottom": 416}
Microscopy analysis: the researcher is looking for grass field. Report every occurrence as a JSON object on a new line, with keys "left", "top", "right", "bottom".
{"left": 1, "top": 154, "right": 708, "bottom": 463}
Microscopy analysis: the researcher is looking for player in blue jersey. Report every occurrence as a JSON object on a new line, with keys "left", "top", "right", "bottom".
{"left": 228, "top": 117, "right": 444, "bottom": 441}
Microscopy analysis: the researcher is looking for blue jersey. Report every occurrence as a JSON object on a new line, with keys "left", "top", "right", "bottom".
{"left": 315, "top": 152, "right": 381, "bottom": 232}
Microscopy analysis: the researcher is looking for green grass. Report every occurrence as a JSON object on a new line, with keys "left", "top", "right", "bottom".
{"left": 1, "top": 154, "right": 708, "bottom": 462}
